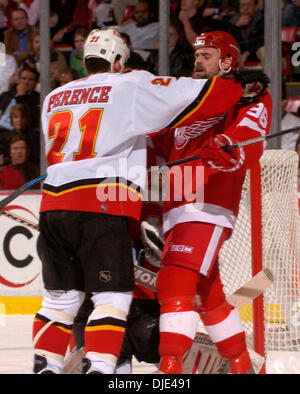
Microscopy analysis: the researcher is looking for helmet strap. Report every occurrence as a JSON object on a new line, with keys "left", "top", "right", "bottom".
{"left": 218, "top": 58, "right": 232, "bottom": 76}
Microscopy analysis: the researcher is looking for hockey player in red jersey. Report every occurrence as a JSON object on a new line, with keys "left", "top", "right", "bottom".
{"left": 32, "top": 29, "right": 245, "bottom": 374}
{"left": 151, "top": 31, "right": 273, "bottom": 374}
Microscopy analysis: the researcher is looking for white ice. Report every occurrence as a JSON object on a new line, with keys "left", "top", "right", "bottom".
{"left": 0, "top": 315, "right": 156, "bottom": 374}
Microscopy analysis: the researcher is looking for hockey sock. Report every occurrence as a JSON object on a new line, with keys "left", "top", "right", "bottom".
{"left": 84, "top": 291, "right": 132, "bottom": 374}
{"left": 197, "top": 265, "right": 252, "bottom": 372}
{"left": 33, "top": 309, "right": 74, "bottom": 373}
{"left": 200, "top": 302, "right": 252, "bottom": 372}
{"left": 157, "top": 265, "right": 199, "bottom": 366}
{"left": 32, "top": 290, "right": 84, "bottom": 373}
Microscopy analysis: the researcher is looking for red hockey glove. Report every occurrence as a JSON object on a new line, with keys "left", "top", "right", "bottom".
{"left": 200, "top": 134, "right": 245, "bottom": 172}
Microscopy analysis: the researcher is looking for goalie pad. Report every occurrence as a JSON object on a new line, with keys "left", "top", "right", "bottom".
{"left": 140, "top": 221, "right": 164, "bottom": 268}
{"left": 182, "top": 331, "right": 264, "bottom": 374}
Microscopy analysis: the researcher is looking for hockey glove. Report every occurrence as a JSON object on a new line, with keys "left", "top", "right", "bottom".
{"left": 234, "top": 70, "right": 270, "bottom": 103}
{"left": 140, "top": 221, "right": 164, "bottom": 268}
{"left": 200, "top": 134, "right": 245, "bottom": 172}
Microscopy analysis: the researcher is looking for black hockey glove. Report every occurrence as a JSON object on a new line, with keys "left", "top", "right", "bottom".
{"left": 234, "top": 70, "right": 270, "bottom": 103}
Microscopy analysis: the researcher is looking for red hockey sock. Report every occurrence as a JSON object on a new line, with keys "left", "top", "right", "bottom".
{"left": 33, "top": 313, "right": 72, "bottom": 358}
{"left": 200, "top": 302, "right": 252, "bottom": 372}
{"left": 157, "top": 265, "right": 199, "bottom": 359}
{"left": 84, "top": 315, "right": 126, "bottom": 357}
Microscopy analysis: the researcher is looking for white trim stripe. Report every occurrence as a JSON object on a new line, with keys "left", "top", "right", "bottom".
{"left": 237, "top": 117, "right": 266, "bottom": 137}
{"left": 200, "top": 225, "right": 224, "bottom": 276}
{"left": 204, "top": 308, "right": 244, "bottom": 343}
{"left": 163, "top": 203, "right": 236, "bottom": 234}
{"left": 160, "top": 311, "right": 200, "bottom": 339}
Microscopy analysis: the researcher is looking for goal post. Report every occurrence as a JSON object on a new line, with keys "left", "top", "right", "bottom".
{"left": 250, "top": 161, "right": 265, "bottom": 373}
{"left": 218, "top": 149, "right": 300, "bottom": 374}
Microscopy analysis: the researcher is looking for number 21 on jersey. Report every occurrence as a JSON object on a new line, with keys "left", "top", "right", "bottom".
{"left": 47, "top": 108, "right": 103, "bottom": 166}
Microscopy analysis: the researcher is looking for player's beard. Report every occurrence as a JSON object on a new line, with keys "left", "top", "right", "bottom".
{"left": 193, "top": 66, "right": 214, "bottom": 80}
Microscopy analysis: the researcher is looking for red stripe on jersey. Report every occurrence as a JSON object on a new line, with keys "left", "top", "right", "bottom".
{"left": 40, "top": 185, "right": 142, "bottom": 221}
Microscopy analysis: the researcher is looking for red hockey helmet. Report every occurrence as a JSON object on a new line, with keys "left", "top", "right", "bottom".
{"left": 193, "top": 31, "right": 240, "bottom": 69}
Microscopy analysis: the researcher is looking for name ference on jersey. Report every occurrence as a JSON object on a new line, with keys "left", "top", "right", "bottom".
{"left": 47, "top": 86, "right": 112, "bottom": 112}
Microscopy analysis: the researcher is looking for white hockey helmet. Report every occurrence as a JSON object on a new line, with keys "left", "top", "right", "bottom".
{"left": 84, "top": 29, "right": 130, "bottom": 70}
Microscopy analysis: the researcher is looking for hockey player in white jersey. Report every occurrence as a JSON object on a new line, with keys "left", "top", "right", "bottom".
{"left": 32, "top": 28, "right": 245, "bottom": 374}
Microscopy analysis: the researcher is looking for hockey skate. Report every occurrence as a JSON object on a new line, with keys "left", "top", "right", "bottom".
{"left": 229, "top": 350, "right": 255, "bottom": 374}
{"left": 33, "top": 354, "right": 57, "bottom": 374}
{"left": 157, "top": 355, "right": 183, "bottom": 374}
{"left": 82, "top": 358, "right": 103, "bottom": 374}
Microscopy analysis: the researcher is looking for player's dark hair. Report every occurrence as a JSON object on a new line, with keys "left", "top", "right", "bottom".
{"left": 85, "top": 55, "right": 122, "bottom": 74}
{"left": 85, "top": 57, "right": 111, "bottom": 74}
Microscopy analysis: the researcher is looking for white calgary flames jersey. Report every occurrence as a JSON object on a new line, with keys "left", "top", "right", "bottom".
{"left": 40, "top": 70, "right": 243, "bottom": 222}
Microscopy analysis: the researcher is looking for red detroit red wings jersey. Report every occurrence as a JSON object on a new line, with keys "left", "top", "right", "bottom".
{"left": 151, "top": 89, "right": 273, "bottom": 233}
{"left": 40, "top": 71, "right": 243, "bottom": 222}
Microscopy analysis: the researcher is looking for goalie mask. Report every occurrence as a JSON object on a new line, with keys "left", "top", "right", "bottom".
{"left": 84, "top": 29, "right": 130, "bottom": 70}
{"left": 193, "top": 31, "right": 240, "bottom": 74}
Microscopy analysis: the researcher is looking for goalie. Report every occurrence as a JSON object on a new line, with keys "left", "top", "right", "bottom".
{"left": 150, "top": 31, "right": 272, "bottom": 374}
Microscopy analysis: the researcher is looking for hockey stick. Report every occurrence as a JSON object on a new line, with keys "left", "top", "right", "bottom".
{"left": 0, "top": 209, "right": 39, "bottom": 231}
{"left": 223, "top": 125, "right": 300, "bottom": 151}
{"left": 0, "top": 173, "right": 46, "bottom": 210}
{"left": 1, "top": 125, "right": 298, "bottom": 208}
{"left": 134, "top": 265, "right": 274, "bottom": 309}
{"left": 148, "top": 125, "right": 300, "bottom": 171}
{"left": 1, "top": 209, "right": 275, "bottom": 308}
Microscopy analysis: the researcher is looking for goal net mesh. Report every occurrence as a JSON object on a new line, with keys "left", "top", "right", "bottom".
{"left": 218, "top": 149, "right": 300, "bottom": 353}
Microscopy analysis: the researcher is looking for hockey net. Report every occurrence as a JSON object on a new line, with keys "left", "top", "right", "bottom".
{"left": 217, "top": 149, "right": 300, "bottom": 373}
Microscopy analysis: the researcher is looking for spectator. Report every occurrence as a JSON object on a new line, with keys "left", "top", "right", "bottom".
{"left": 146, "top": 24, "right": 194, "bottom": 77}
{"left": 0, "top": 102, "right": 30, "bottom": 144}
{"left": 10, "top": 103, "right": 31, "bottom": 134}
{"left": 282, "top": 0, "right": 300, "bottom": 27}
{"left": 50, "top": 0, "right": 89, "bottom": 46}
{"left": 15, "top": 0, "right": 40, "bottom": 26}
{"left": 59, "top": 67, "right": 79, "bottom": 86}
{"left": 119, "top": 32, "right": 146, "bottom": 69}
{"left": 171, "top": 0, "right": 209, "bottom": 52}
{"left": 70, "top": 28, "right": 89, "bottom": 78}
{"left": 228, "top": 0, "right": 264, "bottom": 68}
{"left": 112, "top": 0, "right": 138, "bottom": 25}
{"left": 203, "top": 0, "right": 239, "bottom": 17}
{"left": 0, "top": 141, "right": 25, "bottom": 190}
{"left": 0, "top": 0, "right": 8, "bottom": 41}
{"left": 0, "top": 66, "right": 40, "bottom": 133}
{"left": 118, "top": 0, "right": 159, "bottom": 51}
{"left": 281, "top": 97, "right": 300, "bottom": 150}
{"left": 202, "top": 0, "right": 238, "bottom": 30}
{"left": 21, "top": 30, "right": 68, "bottom": 89}
{"left": 9, "top": 103, "right": 40, "bottom": 164}
{"left": 4, "top": 7, "right": 36, "bottom": 64}
{"left": 0, "top": 0, "right": 19, "bottom": 39}
{"left": 88, "top": 0, "right": 114, "bottom": 29}
{"left": 170, "top": 0, "right": 181, "bottom": 18}
{"left": 7, "top": 134, "right": 39, "bottom": 184}
{"left": 0, "top": 53, "right": 18, "bottom": 94}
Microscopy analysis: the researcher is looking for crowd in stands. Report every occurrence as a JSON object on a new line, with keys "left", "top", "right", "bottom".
{"left": 0, "top": 0, "right": 300, "bottom": 190}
